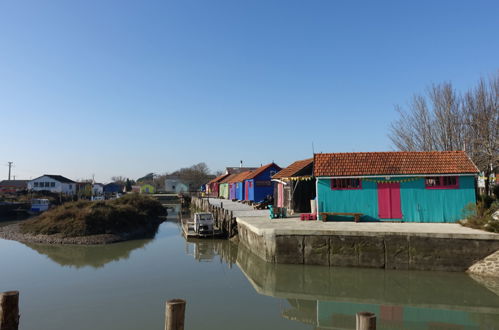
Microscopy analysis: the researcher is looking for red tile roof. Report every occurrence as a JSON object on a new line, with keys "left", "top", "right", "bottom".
{"left": 314, "top": 151, "right": 479, "bottom": 177}
{"left": 219, "top": 174, "right": 237, "bottom": 184}
{"left": 245, "top": 163, "right": 282, "bottom": 180}
{"left": 208, "top": 173, "right": 229, "bottom": 185}
{"left": 228, "top": 170, "right": 253, "bottom": 183}
{"left": 273, "top": 158, "right": 313, "bottom": 179}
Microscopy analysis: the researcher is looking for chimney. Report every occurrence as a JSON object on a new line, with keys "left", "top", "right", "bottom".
{"left": 240, "top": 160, "right": 243, "bottom": 168}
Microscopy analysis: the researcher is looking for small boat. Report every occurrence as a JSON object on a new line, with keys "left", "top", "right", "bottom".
{"left": 182, "top": 212, "right": 224, "bottom": 238}
{"left": 30, "top": 199, "right": 50, "bottom": 214}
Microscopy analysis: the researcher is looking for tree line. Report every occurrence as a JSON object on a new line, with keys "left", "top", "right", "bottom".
{"left": 111, "top": 163, "right": 217, "bottom": 192}
{"left": 390, "top": 71, "right": 499, "bottom": 194}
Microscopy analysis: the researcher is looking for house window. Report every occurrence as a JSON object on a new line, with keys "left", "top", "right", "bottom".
{"left": 45, "top": 182, "right": 50, "bottom": 187}
{"left": 34, "top": 182, "right": 39, "bottom": 187}
{"left": 331, "top": 178, "right": 362, "bottom": 190}
{"left": 51, "top": 182, "right": 55, "bottom": 187}
{"left": 425, "top": 176, "right": 459, "bottom": 189}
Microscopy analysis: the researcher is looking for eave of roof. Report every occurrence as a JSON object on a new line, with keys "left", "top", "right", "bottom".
{"left": 245, "top": 163, "right": 282, "bottom": 180}
{"left": 273, "top": 158, "right": 313, "bottom": 179}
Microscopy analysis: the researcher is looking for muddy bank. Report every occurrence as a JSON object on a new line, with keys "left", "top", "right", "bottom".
{"left": 0, "top": 223, "right": 162, "bottom": 245}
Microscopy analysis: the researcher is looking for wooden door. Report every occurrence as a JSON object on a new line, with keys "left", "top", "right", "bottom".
{"left": 377, "top": 182, "right": 402, "bottom": 219}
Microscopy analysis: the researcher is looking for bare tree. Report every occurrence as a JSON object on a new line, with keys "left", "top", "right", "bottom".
{"left": 390, "top": 72, "right": 499, "bottom": 194}
{"left": 111, "top": 176, "right": 127, "bottom": 185}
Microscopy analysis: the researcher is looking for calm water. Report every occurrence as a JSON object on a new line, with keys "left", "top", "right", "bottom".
{"left": 1, "top": 208, "right": 499, "bottom": 330}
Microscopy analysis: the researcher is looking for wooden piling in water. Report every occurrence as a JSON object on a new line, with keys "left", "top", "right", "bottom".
{"left": 165, "top": 299, "right": 186, "bottom": 330}
{"left": 0, "top": 291, "right": 19, "bottom": 330}
{"left": 356, "top": 312, "right": 376, "bottom": 330}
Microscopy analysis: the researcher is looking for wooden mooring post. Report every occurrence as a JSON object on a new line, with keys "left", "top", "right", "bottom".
{"left": 165, "top": 299, "right": 186, "bottom": 330}
{"left": 356, "top": 311, "right": 376, "bottom": 330}
{"left": 0, "top": 291, "right": 19, "bottom": 330}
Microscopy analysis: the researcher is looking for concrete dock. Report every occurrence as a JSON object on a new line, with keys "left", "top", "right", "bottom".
{"left": 204, "top": 198, "right": 499, "bottom": 272}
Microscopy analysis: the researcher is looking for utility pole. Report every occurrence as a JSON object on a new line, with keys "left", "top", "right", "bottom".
{"left": 7, "top": 162, "right": 13, "bottom": 180}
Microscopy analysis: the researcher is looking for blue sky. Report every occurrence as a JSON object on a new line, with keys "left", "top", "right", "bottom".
{"left": 1, "top": 0, "right": 498, "bottom": 182}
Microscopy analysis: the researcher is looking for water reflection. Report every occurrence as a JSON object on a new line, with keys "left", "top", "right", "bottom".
{"left": 235, "top": 244, "right": 499, "bottom": 329}
{"left": 184, "top": 238, "right": 238, "bottom": 266}
{"left": 24, "top": 239, "right": 153, "bottom": 268}
{"left": 18, "top": 204, "right": 183, "bottom": 269}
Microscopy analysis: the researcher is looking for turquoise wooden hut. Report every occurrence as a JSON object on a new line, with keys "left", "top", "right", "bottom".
{"left": 314, "top": 151, "right": 478, "bottom": 223}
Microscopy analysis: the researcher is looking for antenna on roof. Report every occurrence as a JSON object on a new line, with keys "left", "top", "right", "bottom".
{"left": 240, "top": 160, "right": 243, "bottom": 168}
{"left": 312, "top": 142, "right": 315, "bottom": 155}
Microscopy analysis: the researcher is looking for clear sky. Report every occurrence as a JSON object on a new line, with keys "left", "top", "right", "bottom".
{"left": 1, "top": 0, "right": 498, "bottom": 182}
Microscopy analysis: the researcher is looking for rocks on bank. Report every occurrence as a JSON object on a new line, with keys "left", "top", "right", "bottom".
{"left": 468, "top": 250, "right": 499, "bottom": 277}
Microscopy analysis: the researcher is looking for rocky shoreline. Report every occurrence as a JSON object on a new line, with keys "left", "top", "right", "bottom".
{"left": 0, "top": 223, "right": 161, "bottom": 245}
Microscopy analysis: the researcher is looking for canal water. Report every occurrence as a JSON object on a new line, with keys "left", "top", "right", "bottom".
{"left": 1, "top": 208, "right": 499, "bottom": 329}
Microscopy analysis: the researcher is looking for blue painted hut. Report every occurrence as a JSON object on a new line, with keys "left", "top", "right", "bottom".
{"left": 244, "top": 163, "right": 282, "bottom": 202}
{"left": 235, "top": 171, "right": 253, "bottom": 200}
{"left": 103, "top": 183, "right": 124, "bottom": 194}
{"left": 227, "top": 171, "right": 253, "bottom": 200}
{"left": 314, "top": 151, "right": 478, "bottom": 223}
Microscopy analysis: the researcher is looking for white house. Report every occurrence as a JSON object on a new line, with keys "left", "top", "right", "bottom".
{"left": 165, "top": 178, "right": 189, "bottom": 194}
{"left": 28, "top": 175, "right": 76, "bottom": 195}
{"left": 92, "top": 183, "right": 104, "bottom": 196}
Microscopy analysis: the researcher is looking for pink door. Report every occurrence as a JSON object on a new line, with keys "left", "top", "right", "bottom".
{"left": 277, "top": 183, "right": 284, "bottom": 207}
{"left": 377, "top": 183, "right": 402, "bottom": 219}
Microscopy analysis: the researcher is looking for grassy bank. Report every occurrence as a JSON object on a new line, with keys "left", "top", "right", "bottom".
{"left": 21, "top": 194, "right": 165, "bottom": 237}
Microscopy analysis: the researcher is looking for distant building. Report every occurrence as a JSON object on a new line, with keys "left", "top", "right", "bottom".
{"left": 28, "top": 175, "right": 76, "bottom": 195}
{"left": 92, "top": 183, "right": 104, "bottom": 196}
{"left": 164, "top": 178, "right": 188, "bottom": 194}
{"left": 103, "top": 183, "right": 124, "bottom": 195}
{"left": 140, "top": 184, "right": 155, "bottom": 194}
{"left": 0, "top": 180, "right": 28, "bottom": 193}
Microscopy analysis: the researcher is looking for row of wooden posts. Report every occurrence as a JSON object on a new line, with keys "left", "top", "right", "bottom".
{"left": 191, "top": 197, "right": 237, "bottom": 238}
{"left": 1, "top": 290, "right": 376, "bottom": 329}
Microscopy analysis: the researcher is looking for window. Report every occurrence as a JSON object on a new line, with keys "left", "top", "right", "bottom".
{"left": 331, "top": 178, "right": 361, "bottom": 190}
{"left": 45, "top": 182, "right": 50, "bottom": 187}
{"left": 34, "top": 182, "right": 39, "bottom": 187}
{"left": 51, "top": 182, "right": 55, "bottom": 187}
{"left": 425, "top": 176, "right": 459, "bottom": 189}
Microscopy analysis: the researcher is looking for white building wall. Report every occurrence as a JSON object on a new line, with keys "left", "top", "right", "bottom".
{"left": 28, "top": 176, "right": 76, "bottom": 195}
{"left": 165, "top": 179, "right": 189, "bottom": 193}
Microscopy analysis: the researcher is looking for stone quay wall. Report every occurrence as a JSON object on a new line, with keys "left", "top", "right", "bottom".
{"left": 238, "top": 221, "right": 499, "bottom": 272}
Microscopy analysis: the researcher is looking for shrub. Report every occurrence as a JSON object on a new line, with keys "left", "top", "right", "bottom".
{"left": 21, "top": 194, "right": 165, "bottom": 237}
{"left": 461, "top": 201, "right": 499, "bottom": 233}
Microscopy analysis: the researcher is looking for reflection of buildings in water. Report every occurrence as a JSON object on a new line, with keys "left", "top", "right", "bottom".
{"left": 24, "top": 239, "right": 153, "bottom": 268}
{"left": 184, "top": 238, "right": 238, "bottom": 266}
{"left": 236, "top": 244, "right": 499, "bottom": 329}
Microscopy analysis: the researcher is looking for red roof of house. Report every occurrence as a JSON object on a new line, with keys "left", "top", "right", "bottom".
{"left": 208, "top": 173, "right": 230, "bottom": 185}
{"left": 314, "top": 151, "right": 479, "bottom": 177}
{"left": 228, "top": 170, "right": 253, "bottom": 183}
{"left": 245, "top": 163, "right": 282, "bottom": 180}
{"left": 273, "top": 158, "right": 313, "bottom": 179}
{"left": 219, "top": 174, "right": 237, "bottom": 184}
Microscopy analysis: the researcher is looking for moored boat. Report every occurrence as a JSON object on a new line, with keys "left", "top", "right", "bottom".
{"left": 181, "top": 212, "right": 224, "bottom": 238}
